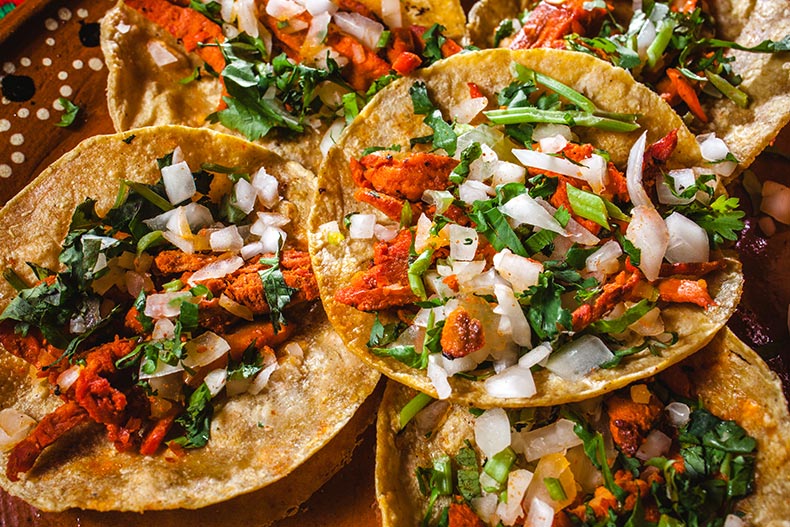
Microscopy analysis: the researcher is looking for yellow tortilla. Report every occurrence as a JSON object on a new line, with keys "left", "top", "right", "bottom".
{"left": 466, "top": 0, "right": 790, "bottom": 177}
{"left": 376, "top": 328, "right": 790, "bottom": 526}
{"left": 0, "top": 125, "right": 379, "bottom": 512}
{"left": 100, "top": 0, "right": 467, "bottom": 173}
{"left": 309, "top": 48, "right": 742, "bottom": 408}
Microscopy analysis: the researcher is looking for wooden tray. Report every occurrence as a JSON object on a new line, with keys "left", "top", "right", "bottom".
{"left": 0, "top": 1, "right": 788, "bottom": 525}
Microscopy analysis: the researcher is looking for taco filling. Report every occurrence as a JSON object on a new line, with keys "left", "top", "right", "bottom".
{"left": 0, "top": 146, "right": 320, "bottom": 481}
{"left": 389, "top": 375, "right": 759, "bottom": 527}
{"left": 476, "top": 0, "right": 789, "bottom": 128}
{"left": 119, "top": 0, "right": 464, "bottom": 145}
{"left": 318, "top": 60, "right": 744, "bottom": 402}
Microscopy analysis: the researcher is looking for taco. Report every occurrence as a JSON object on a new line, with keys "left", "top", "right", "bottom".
{"left": 0, "top": 125, "right": 379, "bottom": 512}
{"left": 466, "top": 0, "right": 790, "bottom": 175}
{"left": 309, "top": 48, "right": 744, "bottom": 408}
{"left": 100, "top": 0, "right": 467, "bottom": 172}
{"left": 375, "top": 328, "right": 790, "bottom": 526}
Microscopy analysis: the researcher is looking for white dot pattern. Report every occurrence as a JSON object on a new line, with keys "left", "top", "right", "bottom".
{"left": 88, "top": 58, "right": 104, "bottom": 71}
{"left": 72, "top": 59, "right": 84, "bottom": 70}
{"left": 45, "top": 18, "right": 58, "bottom": 31}
{"left": 42, "top": 57, "right": 52, "bottom": 66}
{"left": 58, "top": 71, "right": 68, "bottom": 80}
{"left": 10, "top": 133, "right": 23, "bottom": 146}
{"left": 20, "top": 57, "right": 31, "bottom": 67}
{"left": 36, "top": 108, "right": 50, "bottom": 120}
{"left": 11, "top": 152, "right": 25, "bottom": 164}
{"left": 53, "top": 99, "right": 64, "bottom": 111}
{"left": 59, "top": 85, "right": 73, "bottom": 97}
{"left": 46, "top": 37, "right": 56, "bottom": 46}
{"left": 0, "top": 165, "right": 11, "bottom": 179}
{"left": 58, "top": 8, "right": 72, "bottom": 21}
{"left": 77, "top": 8, "right": 89, "bottom": 18}
{"left": 17, "top": 108, "right": 29, "bottom": 118}
{"left": 0, "top": 119, "right": 10, "bottom": 132}
{"left": 2, "top": 62, "right": 14, "bottom": 74}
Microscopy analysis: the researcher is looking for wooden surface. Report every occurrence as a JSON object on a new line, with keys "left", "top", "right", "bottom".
{"left": 0, "top": 0, "right": 788, "bottom": 525}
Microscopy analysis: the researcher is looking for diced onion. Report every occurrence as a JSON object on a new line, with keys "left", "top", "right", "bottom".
{"left": 629, "top": 307, "right": 664, "bottom": 336}
{"left": 518, "top": 419, "right": 583, "bottom": 461}
{"left": 233, "top": 178, "right": 257, "bottom": 215}
{"left": 697, "top": 133, "right": 736, "bottom": 177}
{"left": 210, "top": 225, "right": 244, "bottom": 253}
{"left": 626, "top": 131, "right": 651, "bottom": 208}
{"left": 414, "top": 213, "right": 433, "bottom": 253}
{"left": 538, "top": 134, "right": 568, "bottom": 154}
{"left": 525, "top": 497, "right": 554, "bottom": 527}
{"left": 494, "top": 249, "right": 542, "bottom": 292}
{"left": 474, "top": 408, "right": 512, "bottom": 459}
{"left": 579, "top": 154, "right": 608, "bottom": 195}
{"left": 305, "top": 0, "right": 337, "bottom": 16}
{"left": 450, "top": 97, "right": 488, "bottom": 125}
{"left": 500, "top": 194, "right": 567, "bottom": 235}
{"left": 513, "top": 149, "right": 581, "bottom": 178}
{"left": 657, "top": 168, "right": 695, "bottom": 205}
{"left": 219, "top": 293, "right": 254, "bottom": 321}
{"left": 422, "top": 190, "right": 454, "bottom": 214}
{"left": 204, "top": 368, "right": 228, "bottom": 397}
{"left": 459, "top": 180, "right": 493, "bottom": 204}
{"left": 0, "top": 409, "right": 37, "bottom": 451}
{"left": 491, "top": 161, "right": 526, "bottom": 187}
{"left": 147, "top": 41, "right": 178, "bottom": 66}
{"left": 183, "top": 332, "right": 231, "bottom": 369}
{"left": 149, "top": 372, "right": 183, "bottom": 400}
{"left": 152, "top": 318, "right": 176, "bottom": 340}
{"left": 427, "top": 354, "right": 452, "bottom": 399}
{"left": 484, "top": 364, "right": 536, "bottom": 399}
{"left": 664, "top": 211, "right": 709, "bottom": 263}
{"left": 251, "top": 167, "right": 280, "bottom": 208}
{"left": 472, "top": 493, "right": 498, "bottom": 526}
{"left": 625, "top": 206, "right": 668, "bottom": 281}
{"left": 666, "top": 401, "right": 691, "bottom": 427}
{"left": 56, "top": 364, "right": 81, "bottom": 392}
{"left": 265, "top": 0, "right": 304, "bottom": 19}
{"left": 493, "top": 284, "right": 532, "bottom": 346}
{"left": 144, "top": 291, "right": 192, "bottom": 319}
{"left": 532, "top": 124, "right": 572, "bottom": 141}
{"left": 761, "top": 180, "right": 790, "bottom": 225}
{"left": 248, "top": 362, "right": 278, "bottom": 395}
{"left": 332, "top": 11, "right": 383, "bottom": 51}
{"left": 636, "top": 429, "right": 672, "bottom": 460}
{"left": 162, "top": 231, "right": 194, "bottom": 254}
{"left": 139, "top": 357, "right": 184, "bottom": 380}
{"left": 449, "top": 225, "right": 479, "bottom": 261}
{"left": 161, "top": 161, "right": 196, "bottom": 205}
{"left": 305, "top": 12, "right": 332, "bottom": 49}
{"left": 144, "top": 203, "right": 213, "bottom": 232}
{"left": 374, "top": 223, "right": 398, "bottom": 241}
{"left": 496, "top": 469, "right": 533, "bottom": 526}
{"left": 241, "top": 241, "right": 265, "bottom": 261}
{"left": 318, "top": 220, "right": 345, "bottom": 244}
{"left": 226, "top": 376, "right": 253, "bottom": 397}
{"left": 545, "top": 335, "right": 614, "bottom": 380}
{"left": 535, "top": 198, "right": 600, "bottom": 246}
{"left": 636, "top": 19, "right": 656, "bottom": 58}
{"left": 236, "top": 0, "right": 260, "bottom": 36}
{"left": 517, "top": 342, "right": 551, "bottom": 369}
{"left": 349, "top": 214, "right": 377, "bottom": 239}
{"left": 585, "top": 240, "right": 622, "bottom": 279}
{"left": 188, "top": 256, "right": 244, "bottom": 286}
{"left": 380, "top": 0, "right": 402, "bottom": 28}
{"left": 320, "top": 118, "right": 346, "bottom": 156}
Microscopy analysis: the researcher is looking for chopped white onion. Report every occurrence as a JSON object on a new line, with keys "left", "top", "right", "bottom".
{"left": 241, "top": 241, "right": 265, "bottom": 261}
{"left": 626, "top": 131, "right": 651, "bottom": 208}
{"left": 257, "top": 226, "right": 287, "bottom": 254}
{"left": 188, "top": 256, "right": 244, "bottom": 286}
{"left": 484, "top": 364, "right": 537, "bottom": 399}
{"left": 513, "top": 149, "right": 581, "bottom": 178}
{"left": 664, "top": 211, "right": 709, "bottom": 263}
{"left": 332, "top": 11, "right": 384, "bottom": 51}
{"left": 139, "top": 357, "right": 184, "bottom": 380}
{"left": 210, "top": 225, "right": 244, "bottom": 253}
{"left": 636, "top": 429, "right": 672, "bottom": 460}
{"left": 144, "top": 291, "right": 192, "bottom": 319}
{"left": 265, "top": 0, "right": 305, "bottom": 19}
{"left": 472, "top": 493, "right": 499, "bottom": 526}
{"left": 459, "top": 180, "right": 493, "bottom": 204}
{"left": 496, "top": 469, "right": 533, "bottom": 526}
{"left": 628, "top": 306, "right": 664, "bottom": 336}
{"left": 666, "top": 401, "right": 691, "bottom": 427}
{"left": 636, "top": 19, "right": 656, "bottom": 58}
{"left": 414, "top": 213, "right": 433, "bottom": 253}
{"left": 545, "top": 335, "right": 614, "bottom": 380}
{"left": 491, "top": 161, "right": 526, "bottom": 187}
{"left": 494, "top": 249, "right": 542, "bottom": 292}
{"left": 493, "top": 284, "right": 532, "bottom": 346}
{"left": 219, "top": 293, "right": 254, "bottom": 321}
{"left": 697, "top": 133, "right": 736, "bottom": 177}
{"left": 251, "top": 166, "right": 280, "bottom": 208}
{"left": 585, "top": 240, "right": 623, "bottom": 278}
{"left": 0, "top": 409, "right": 37, "bottom": 451}
{"left": 349, "top": 214, "right": 377, "bottom": 239}
{"left": 56, "top": 364, "right": 81, "bottom": 392}
{"left": 535, "top": 198, "right": 600, "bottom": 246}
{"left": 518, "top": 419, "right": 583, "bottom": 461}
{"left": 525, "top": 497, "right": 554, "bottom": 527}
{"left": 233, "top": 178, "right": 257, "bottom": 215}
{"left": 162, "top": 231, "right": 194, "bottom": 254}
{"left": 147, "top": 41, "right": 178, "bottom": 66}
{"left": 248, "top": 362, "right": 278, "bottom": 395}
{"left": 761, "top": 180, "right": 790, "bottom": 225}
{"left": 579, "top": 154, "right": 608, "bottom": 195}
{"left": 724, "top": 515, "right": 745, "bottom": 527}
{"left": 657, "top": 168, "right": 696, "bottom": 205}
{"left": 518, "top": 342, "right": 551, "bottom": 369}
{"left": 204, "top": 368, "right": 228, "bottom": 397}
{"left": 183, "top": 332, "right": 231, "bottom": 369}
{"left": 427, "top": 354, "right": 452, "bottom": 399}
{"left": 538, "top": 134, "right": 568, "bottom": 154}
{"left": 161, "top": 161, "right": 196, "bottom": 205}
{"left": 144, "top": 203, "right": 213, "bottom": 232}
{"left": 450, "top": 97, "right": 488, "bottom": 125}
{"left": 625, "top": 206, "right": 668, "bottom": 281}
{"left": 422, "top": 190, "right": 454, "bottom": 214}
{"left": 532, "top": 124, "right": 572, "bottom": 141}
{"left": 236, "top": 0, "right": 260, "bottom": 37}
{"left": 449, "top": 225, "right": 479, "bottom": 261}
{"left": 152, "top": 318, "right": 176, "bottom": 340}
{"left": 413, "top": 400, "right": 450, "bottom": 436}
{"left": 380, "top": 0, "right": 402, "bottom": 28}
{"left": 374, "top": 223, "right": 399, "bottom": 241}
{"left": 305, "top": 0, "right": 337, "bottom": 16}
{"left": 500, "top": 193, "right": 567, "bottom": 234}
{"left": 320, "top": 118, "right": 346, "bottom": 156}
{"left": 305, "top": 12, "right": 332, "bottom": 49}
{"left": 474, "top": 408, "right": 512, "bottom": 459}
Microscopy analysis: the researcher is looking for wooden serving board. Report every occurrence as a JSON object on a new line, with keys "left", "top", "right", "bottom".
{"left": 0, "top": 0, "right": 788, "bottom": 526}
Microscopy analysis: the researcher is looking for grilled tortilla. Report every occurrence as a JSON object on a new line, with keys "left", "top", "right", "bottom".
{"left": 376, "top": 328, "right": 790, "bottom": 526}
{"left": 0, "top": 125, "right": 379, "bottom": 512}
{"left": 309, "top": 48, "right": 743, "bottom": 408}
{"left": 100, "top": 0, "right": 467, "bottom": 173}
{"left": 466, "top": 0, "right": 790, "bottom": 176}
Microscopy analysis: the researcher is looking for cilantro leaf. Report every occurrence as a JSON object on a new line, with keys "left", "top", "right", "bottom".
{"left": 171, "top": 383, "right": 213, "bottom": 449}
{"left": 522, "top": 271, "right": 572, "bottom": 340}
{"left": 55, "top": 97, "right": 80, "bottom": 127}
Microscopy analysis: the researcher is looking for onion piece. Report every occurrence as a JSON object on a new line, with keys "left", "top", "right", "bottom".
{"left": 144, "top": 291, "right": 192, "bottom": 319}
{"left": 579, "top": 154, "right": 608, "bottom": 195}
{"left": 666, "top": 401, "right": 691, "bottom": 427}
{"left": 147, "top": 41, "right": 178, "bottom": 66}
{"left": 636, "top": 429, "right": 672, "bottom": 460}
{"left": 697, "top": 133, "right": 736, "bottom": 177}
{"left": 474, "top": 408, "right": 512, "bottom": 459}
{"left": 188, "top": 256, "right": 244, "bottom": 286}
{"left": 484, "top": 364, "right": 537, "bottom": 399}
{"left": 513, "top": 149, "right": 582, "bottom": 178}
{"left": 518, "top": 342, "right": 551, "bottom": 369}
{"left": 493, "top": 249, "right": 542, "bottom": 292}
{"left": 656, "top": 168, "right": 696, "bottom": 205}
{"left": 724, "top": 515, "right": 745, "bottom": 527}
{"left": 233, "top": 178, "right": 257, "bottom": 215}
{"left": 349, "top": 213, "right": 377, "bottom": 239}
{"left": 636, "top": 19, "right": 656, "bottom": 58}
{"left": 459, "top": 180, "right": 492, "bottom": 204}
{"left": 305, "top": 0, "right": 337, "bottom": 15}
{"left": 219, "top": 293, "right": 254, "bottom": 321}
{"left": 413, "top": 400, "right": 450, "bottom": 436}
{"left": 538, "top": 134, "right": 568, "bottom": 154}
{"left": 535, "top": 198, "right": 600, "bottom": 246}
{"left": 472, "top": 493, "right": 498, "bottom": 526}
{"left": 545, "top": 335, "right": 614, "bottom": 380}
{"left": 320, "top": 118, "right": 346, "bottom": 156}
{"left": 493, "top": 284, "right": 532, "bottom": 347}
{"left": 248, "top": 362, "right": 278, "bottom": 395}
{"left": 210, "top": 225, "right": 244, "bottom": 253}
{"left": 183, "top": 332, "right": 231, "bottom": 369}
{"left": 532, "top": 124, "right": 572, "bottom": 141}
{"left": 518, "top": 419, "right": 583, "bottom": 461}
{"left": 161, "top": 161, "right": 196, "bottom": 205}
{"left": 332, "top": 11, "right": 384, "bottom": 50}
{"left": 585, "top": 240, "right": 622, "bottom": 279}
{"left": 56, "top": 364, "right": 81, "bottom": 392}
{"left": 491, "top": 161, "right": 526, "bottom": 187}
{"left": 664, "top": 211, "right": 709, "bottom": 263}
{"left": 236, "top": 0, "right": 260, "bottom": 37}
{"left": 427, "top": 354, "right": 452, "bottom": 399}
{"left": 204, "top": 368, "right": 228, "bottom": 397}
{"left": 625, "top": 206, "right": 669, "bottom": 281}
{"left": 626, "top": 131, "right": 651, "bottom": 208}
{"left": 500, "top": 193, "right": 567, "bottom": 234}
{"left": 374, "top": 223, "right": 398, "bottom": 242}
{"left": 265, "top": 0, "right": 305, "bottom": 19}
{"left": 450, "top": 97, "right": 488, "bottom": 125}
{"left": 380, "top": 0, "right": 402, "bottom": 28}
{"left": 0, "top": 409, "right": 37, "bottom": 451}
{"left": 449, "top": 225, "right": 479, "bottom": 261}
{"left": 525, "top": 497, "right": 554, "bottom": 527}
{"left": 496, "top": 469, "right": 533, "bottom": 526}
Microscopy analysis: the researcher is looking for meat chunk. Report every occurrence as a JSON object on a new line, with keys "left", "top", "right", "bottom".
{"left": 657, "top": 278, "right": 715, "bottom": 308}
{"left": 509, "top": 0, "right": 609, "bottom": 49}
{"left": 572, "top": 268, "right": 643, "bottom": 331}
{"left": 440, "top": 307, "right": 485, "bottom": 358}
{"left": 606, "top": 394, "right": 663, "bottom": 456}
{"left": 154, "top": 250, "right": 216, "bottom": 275}
{"left": 351, "top": 152, "right": 459, "bottom": 201}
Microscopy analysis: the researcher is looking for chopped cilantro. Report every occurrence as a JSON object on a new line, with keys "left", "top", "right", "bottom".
{"left": 55, "top": 97, "right": 80, "bottom": 128}
{"left": 171, "top": 383, "right": 213, "bottom": 449}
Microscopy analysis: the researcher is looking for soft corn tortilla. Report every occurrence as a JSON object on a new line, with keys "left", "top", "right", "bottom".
{"left": 466, "top": 0, "right": 790, "bottom": 176}
{"left": 376, "top": 328, "right": 790, "bottom": 527}
{"left": 308, "top": 48, "right": 743, "bottom": 408}
{"left": 0, "top": 125, "right": 380, "bottom": 512}
{"left": 100, "top": 0, "right": 467, "bottom": 173}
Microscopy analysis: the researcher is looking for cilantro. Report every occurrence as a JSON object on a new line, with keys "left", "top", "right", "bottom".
{"left": 370, "top": 344, "right": 428, "bottom": 369}
{"left": 258, "top": 249, "right": 297, "bottom": 333}
{"left": 456, "top": 446, "right": 481, "bottom": 501}
{"left": 410, "top": 81, "right": 434, "bottom": 115}
{"left": 408, "top": 249, "right": 435, "bottom": 301}
{"left": 420, "top": 24, "right": 448, "bottom": 67}
{"left": 616, "top": 230, "right": 641, "bottom": 266}
{"left": 600, "top": 333, "right": 678, "bottom": 369}
{"left": 588, "top": 299, "right": 653, "bottom": 334}
{"left": 565, "top": 410, "right": 627, "bottom": 501}
{"left": 2, "top": 268, "right": 28, "bottom": 291}
{"left": 342, "top": 92, "right": 360, "bottom": 123}
{"left": 469, "top": 184, "right": 528, "bottom": 257}
{"left": 367, "top": 314, "right": 406, "bottom": 348}
{"left": 122, "top": 134, "right": 136, "bottom": 144}
{"left": 565, "top": 245, "right": 598, "bottom": 270}
{"left": 673, "top": 195, "right": 745, "bottom": 247}
{"left": 566, "top": 185, "right": 610, "bottom": 229}
{"left": 522, "top": 271, "right": 572, "bottom": 340}
{"left": 416, "top": 455, "right": 453, "bottom": 527}
{"left": 179, "top": 67, "right": 202, "bottom": 85}
{"left": 450, "top": 143, "right": 482, "bottom": 184}
{"left": 189, "top": 0, "right": 222, "bottom": 24}
{"left": 227, "top": 342, "right": 264, "bottom": 380}
{"left": 493, "top": 19, "right": 515, "bottom": 47}
{"left": 171, "top": 383, "right": 213, "bottom": 449}
{"left": 55, "top": 97, "right": 80, "bottom": 127}
{"left": 361, "top": 144, "right": 401, "bottom": 156}
{"left": 527, "top": 174, "right": 558, "bottom": 200}
{"left": 408, "top": 82, "right": 457, "bottom": 155}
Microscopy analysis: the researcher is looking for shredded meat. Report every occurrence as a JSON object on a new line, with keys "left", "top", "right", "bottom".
{"left": 334, "top": 229, "right": 419, "bottom": 311}
{"left": 351, "top": 152, "right": 460, "bottom": 201}
{"left": 642, "top": 130, "right": 679, "bottom": 197}
{"left": 572, "top": 268, "right": 644, "bottom": 331}
{"left": 154, "top": 250, "right": 217, "bottom": 275}
{"left": 139, "top": 408, "right": 178, "bottom": 456}
{"left": 6, "top": 402, "right": 90, "bottom": 482}
{"left": 606, "top": 394, "right": 663, "bottom": 456}
{"left": 74, "top": 338, "right": 138, "bottom": 426}
{"left": 657, "top": 278, "right": 715, "bottom": 308}
{"left": 440, "top": 307, "right": 485, "bottom": 358}
{"left": 223, "top": 321, "right": 296, "bottom": 360}
{"left": 509, "top": 0, "right": 609, "bottom": 49}
{"left": 0, "top": 321, "right": 61, "bottom": 376}
{"left": 354, "top": 188, "right": 423, "bottom": 221}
